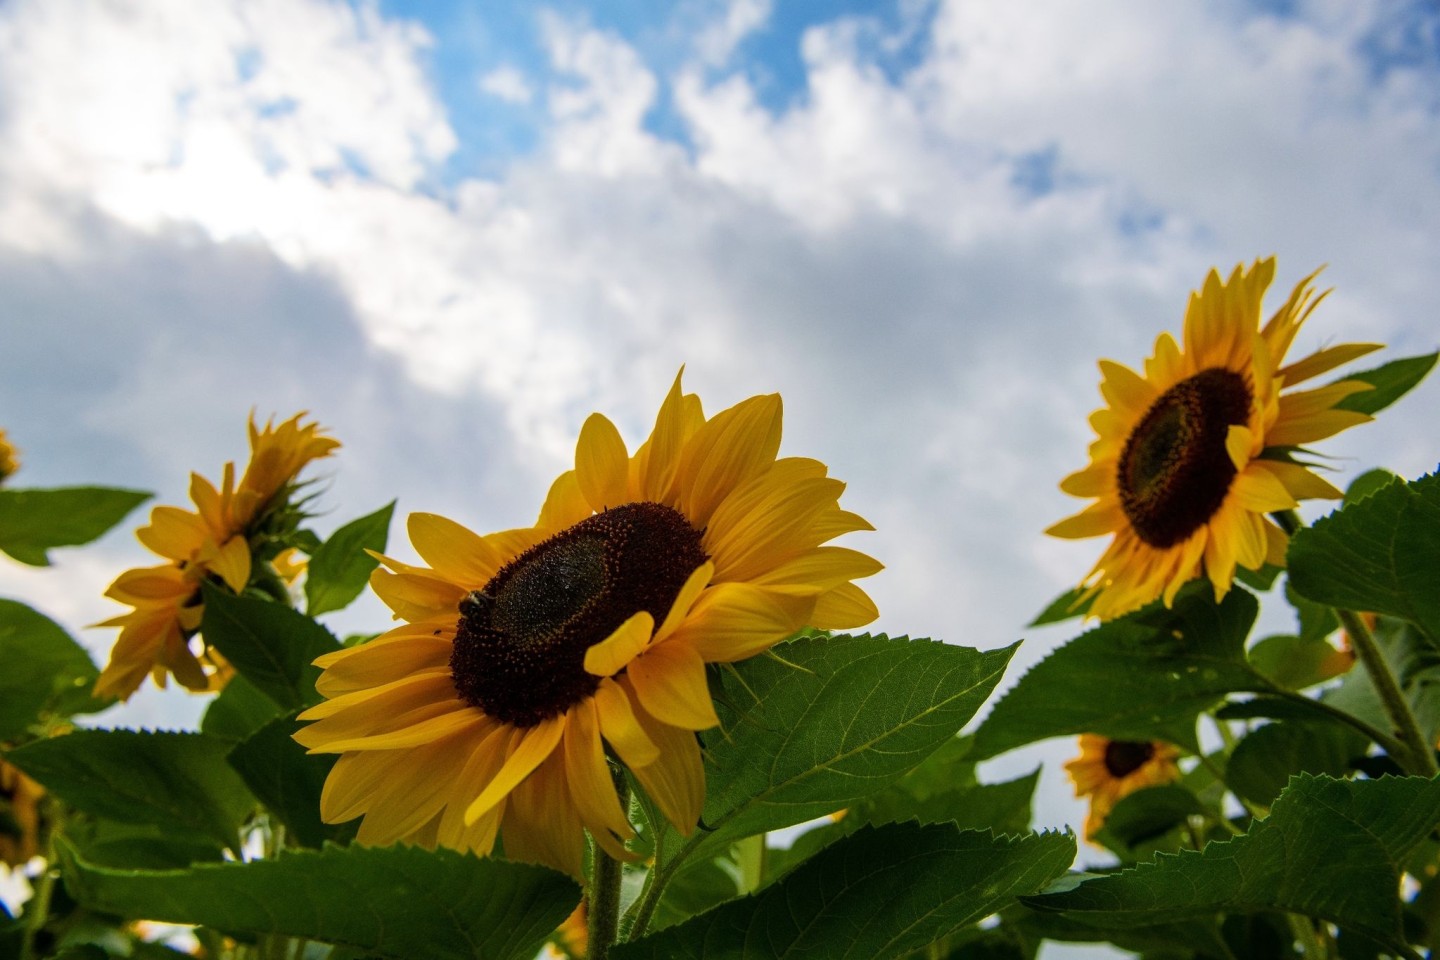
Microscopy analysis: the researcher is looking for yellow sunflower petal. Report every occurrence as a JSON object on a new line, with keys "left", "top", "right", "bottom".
{"left": 593, "top": 677, "right": 660, "bottom": 769}
{"left": 561, "top": 698, "right": 635, "bottom": 857}
{"left": 537, "top": 470, "right": 592, "bottom": 531}
{"left": 628, "top": 640, "right": 720, "bottom": 731}
{"left": 503, "top": 753, "right": 586, "bottom": 877}
{"left": 652, "top": 562, "right": 714, "bottom": 645}
{"left": 1097, "top": 360, "right": 1158, "bottom": 418}
{"left": 463, "top": 715, "right": 566, "bottom": 825}
{"left": 678, "top": 392, "right": 783, "bottom": 528}
{"left": 576, "top": 413, "right": 631, "bottom": 513}
{"left": 408, "top": 513, "right": 506, "bottom": 586}
{"left": 583, "top": 611, "right": 655, "bottom": 677}
{"left": 633, "top": 369, "right": 691, "bottom": 503}
{"left": 1059, "top": 464, "right": 1113, "bottom": 499}
{"left": 369, "top": 568, "right": 467, "bottom": 622}
{"left": 1230, "top": 466, "right": 1299, "bottom": 513}
{"left": 810, "top": 582, "right": 880, "bottom": 630}
{"left": 667, "top": 582, "right": 814, "bottom": 663}
{"left": 622, "top": 678, "right": 704, "bottom": 834}
{"left": 1251, "top": 458, "right": 1343, "bottom": 500}
{"left": 751, "top": 546, "right": 883, "bottom": 596}
{"left": 1044, "top": 501, "right": 1124, "bottom": 540}
{"left": 135, "top": 506, "right": 209, "bottom": 560}
{"left": 210, "top": 535, "right": 252, "bottom": 593}
{"left": 1278, "top": 342, "right": 1383, "bottom": 386}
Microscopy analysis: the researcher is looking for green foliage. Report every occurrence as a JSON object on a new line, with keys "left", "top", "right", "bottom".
{"left": 1030, "top": 586, "right": 1091, "bottom": 626}
{"left": 614, "top": 825, "right": 1074, "bottom": 960}
{"left": 696, "top": 634, "right": 1018, "bottom": 854}
{"left": 1246, "top": 634, "right": 1349, "bottom": 691}
{"left": 1332, "top": 351, "right": 1438, "bottom": 416}
{"left": 226, "top": 712, "right": 356, "bottom": 848}
{"left": 1288, "top": 470, "right": 1440, "bottom": 645}
{"left": 199, "top": 674, "right": 283, "bottom": 742}
{"left": 1093, "top": 785, "right": 1208, "bottom": 860}
{"left": 305, "top": 501, "right": 394, "bottom": 616}
{"left": 1026, "top": 774, "right": 1440, "bottom": 951}
{"left": 200, "top": 586, "right": 340, "bottom": 710}
{"left": 1225, "top": 720, "right": 1367, "bottom": 808}
{"left": 0, "top": 599, "right": 109, "bottom": 739}
{"left": 0, "top": 486, "right": 150, "bottom": 566}
{"left": 4, "top": 730, "right": 255, "bottom": 853}
{"left": 57, "top": 840, "right": 580, "bottom": 960}
{"left": 974, "top": 585, "right": 1262, "bottom": 757}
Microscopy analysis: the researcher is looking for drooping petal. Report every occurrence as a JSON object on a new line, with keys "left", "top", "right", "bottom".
{"left": 628, "top": 640, "right": 720, "bottom": 731}
{"left": 593, "top": 678, "right": 659, "bottom": 769}
{"left": 583, "top": 611, "right": 655, "bottom": 677}
{"left": 463, "top": 715, "right": 566, "bottom": 825}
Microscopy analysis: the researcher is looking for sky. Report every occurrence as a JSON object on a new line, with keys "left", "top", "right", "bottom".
{"left": 1, "top": 0, "right": 1438, "bottom": 951}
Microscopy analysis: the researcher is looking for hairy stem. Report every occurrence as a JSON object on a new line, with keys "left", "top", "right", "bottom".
{"left": 588, "top": 776, "right": 629, "bottom": 960}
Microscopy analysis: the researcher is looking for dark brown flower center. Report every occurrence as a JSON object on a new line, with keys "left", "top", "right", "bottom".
{"left": 1102, "top": 739, "right": 1155, "bottom": 779}
{"left": 449, "top": 502, "right": 708, "bottom": 727}
{"left": 1117, "top": 368, "right": 1252, "bottom": 548}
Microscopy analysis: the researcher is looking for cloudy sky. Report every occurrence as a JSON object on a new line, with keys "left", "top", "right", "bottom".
{"left": 2, "top": 0, "right": 1437, "bottom": 941}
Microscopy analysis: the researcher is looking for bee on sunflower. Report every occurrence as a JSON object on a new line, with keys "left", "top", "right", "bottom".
{"left": 295, "top": 371, "right": 880, "bottom": 876}
{"left": 94, "top": 413, "right": 339, "bottom": 700}
{"left": 1048, "top": 257, "right": 1379, "bottom": 620}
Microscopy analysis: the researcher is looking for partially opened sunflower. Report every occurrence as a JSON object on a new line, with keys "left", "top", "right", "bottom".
{"left": 94, "top": 413, "right": 339, "bottom": 699}
{"left": 1048, "top": 257, "right": 1379, "bottom": 620}
{"left": 1065, "top": 734, "right": 1182, "bottom": 840}
{"left": 296, "top": 372, "right": 880, "bottom": 876}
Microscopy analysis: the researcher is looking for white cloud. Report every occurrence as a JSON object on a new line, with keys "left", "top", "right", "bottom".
{"left": 695, "top": 0, "right": 773, "bottom": 66}
{"left": 478, "top": 64, "right": 534, "bottom": 103}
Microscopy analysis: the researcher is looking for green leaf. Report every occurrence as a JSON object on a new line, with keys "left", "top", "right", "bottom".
{"left": 1332, "top": 352, "right": 1437, "bottom": 416}
{"left": 1226, "top": 720, "right": 1367, "bottom": 808}
{"left": 695, "top": 634, "right": 1018, "bottom": 855}
{"left": 1094, "top": 785, "right": 1207, "bottom": 859}
{"left": 1247, "top": 634, "right": 1350, "bottom": 691}
{"left": 1030, "top": 586, "right": 1091, "bottom": 626}
{"left": 199, "top": 675, "right": 282, "bottom": 743}
{"left": 226, "top": 712, "right": 356, "bottom": 848}
{"left": 1288, "top": 471, "right": 1440, "bottom": 646}
{"left": 974, "top": 585, "right": 1263, "bottom": 757}
{"left": 0, "top": 599, "right": 110, "bottom": 739}
{"left": 64, "top": 818, "right": 224, "bottom": 870}
{"left": 1321, "top": 616, "right": 1440, "bottom": 748}
{"left": 614, "top": 825, "right": 1074, "bottom": 960}
{"left": 1347, "top": 468, "right": 1399, "bottom": 504}
{"left": 200, "top": 587, "right": 340, "bottom": 710}
{"left": 4, "top": 730, "right": 255, "bottom": 852}
{"left": 0, "top": 486, "right": 150, "bottom": 566}
{"left": 1026, "top": 773, "right": 1440, "bottom": 951}
{"left": 57, "top": 839, "right": 579, "bottom": 960}
{"left": 305, "top": 502, "right": 394, "bottom": 617}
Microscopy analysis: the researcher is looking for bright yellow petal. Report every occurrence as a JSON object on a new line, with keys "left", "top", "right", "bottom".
{"left": 678, "top": 393, "right": 783, "bottom": 529}
{"left": 369, "top": 568, "right": 467, "bottom": 622}
{"left": 1251, "top": 459, "right": 1343, "bottom": 500}
{"left": 1230, "top": 466, "right": 1299, "bottom": 513}
{"left": 576, "top": 413, "right": 631, "bottom": 513}
{"left": 408, "top": 513, "right": 506, "bottom": 586}
{"left": 633, "top": 369, "right": 691, "bottom": 503}
{"left": 622, "top": 678, "right": 704, "bottom": 834}
{"left": 537, "top": 470, "right": 592, "bottom": 531}
{"left": 751, "top": 547, "right": 882, "bottom": 595}
{"left": 1277, "top": 342, "right": 1382, "bottom": 386}
{"left": 667, "top": 582, "right": 814, "bottom": 663}
{"left": 583, "top": 611, "right": 655, "bottom": 677}
{"left": 210, "top": 535, "right": 252, "bottom": 593}
{"left": 1044, "top": 501, "right": 1124, "bottom": 540}
{"left": 504, "top": 753, "right": 586, "bottom": 877}
{"left": 463, "top": 714, "right": 566, "bottom": 825}
{"left": 810, "top": 582, "right": 879, "bottom": 630}
{"left": 628, "top": 640, "right": 719, "bottom": 731}
{"left": 561, "top": 698, "right": 635, "bottom": 858}
{"left": 594, "top": 677, "right": 659, "bottom": 768}
{"left": 135, "top": 507, "right": 208, "bottom": 560}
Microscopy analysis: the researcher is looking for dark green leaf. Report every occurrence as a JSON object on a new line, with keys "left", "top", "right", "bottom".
{"left": 305, "top": 502, "right": 394, "bottom": 617}
{"left": 1095, "top": 785, "right": 1207, "bottom": 856}
{"left": 64, "top": 818, "right": 224, "bottom": 870}
{"left": 974, "top": 585, "right": 1263, "bottom": 757}
{"left": 1227, "top": 720, "right": 1368, "bottom": 808}
{"left": 199, "top": 675, "right": 282, "bottom": 742}
{"left": 1332, "top": 352, "right": 1437, "bottom": 416}
{"left": 200, "top": 587, "right": 340, "bottom": 710}
{"left": 1234, "top": 563, "right": 1283, "bottom": 591}
{"left": 614, "top": 825, "right": 1074, "bottom": 960}
{"left": 0, "top": 487, "right": 150, "bottom": 566}
{"left": 696, "top": 634, "right": 1017, "bottom": 854}
{"left": 1288, "top": 471, "right": 1440, "bottom": 645}
{"left": 1030, "top": 587, "right": 1091, "bottom": 626}
{"left": 0, "top": 600, "right": 110, "bottom": 739}
{"left": 1026, "top": 774, "right": 1440, "bottom": 950}
{"left": 226, "top": 712, "right": 355, "bottom": 848}
{"left": 5, "top": 730, "right": 255, "bottom": 852}
{"left": 57, "top": 839, "right": 579, "bottom": 960}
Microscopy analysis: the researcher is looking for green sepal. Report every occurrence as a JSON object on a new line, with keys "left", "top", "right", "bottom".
{"left": 56, "top": 838, "right": 580, "bottom": 960}
{"left": 305, "top": 501, "right": 394, "bottom": 617}
{"left": 0, "top": 486, "right": 150, "bottom": 566}
{"left": 1331, "top": 351, "right": 1437, "bottom": 416}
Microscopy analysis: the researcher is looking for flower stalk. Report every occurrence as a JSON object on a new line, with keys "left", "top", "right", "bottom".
{"left": 587, "top": 775, "right": 629, "bottom": 960}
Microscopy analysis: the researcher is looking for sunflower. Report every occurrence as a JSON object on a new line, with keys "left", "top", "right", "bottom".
{"left": 0, "top": 428, "right": 18, "bottom": 484}
{"left": 0, "top": 756, "right": 45, "bottom": 866}
{"left": 94, "top": 413, "right": 339, "bottom": 700}
{"left": 295, "top": 372, "right": 880, "bottom": 876}
{"left": 1064, "top": 734, "right": 1182, "bottom": 840}
{"left": 1047, "top": 258, "right": 1380, "bottom": 620}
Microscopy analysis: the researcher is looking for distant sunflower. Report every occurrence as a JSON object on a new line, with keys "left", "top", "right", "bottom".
{"left": 0, "top": 757, "right": 44, "bottom": 866}
{"left": 0, "top": 428, "right": 18, "bottom": 484}
{"left": 94, "top": 413, "right": 339, "bottom": 700}
{"left": 1048, "top": 258, "right": 1379, "bottom": 620}
{"left": 1064, "top": 734, "right": 1181, "bottom": 839}
{"left": 296, "top": 372, "right": 880, "bottom": 876}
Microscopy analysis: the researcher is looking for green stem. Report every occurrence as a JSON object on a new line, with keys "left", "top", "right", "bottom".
{"left": 1287, "top": 914, "right": 1326, "bottom": 960}
{"left": 1269, "top": 689, "right": 1407, "bottom": 759}
{"left": 587, "top": 777, "right": 629, "bottom": 960}
{"left": 18, "top": 863, "right": 56, "bottom": 960}
{"left": 1273, "top": 509, "right": 1437, "bottom": 776}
